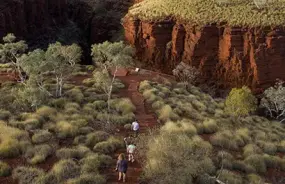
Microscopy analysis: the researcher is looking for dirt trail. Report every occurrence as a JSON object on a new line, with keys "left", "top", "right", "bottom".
{"left": 105, "top": 74, "right": 160, "bottom": 184}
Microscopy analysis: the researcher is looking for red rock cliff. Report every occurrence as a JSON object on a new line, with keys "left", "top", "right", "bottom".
{"left": 123, "top": 17, "right": 285, "bottom": 89}
{"left": 0, "top": 0, "right": 67, "bottom": 39}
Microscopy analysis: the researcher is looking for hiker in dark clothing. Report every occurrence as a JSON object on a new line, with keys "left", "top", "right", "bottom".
{"left": 115, "top": 153, "right": 128, "bottom": 182}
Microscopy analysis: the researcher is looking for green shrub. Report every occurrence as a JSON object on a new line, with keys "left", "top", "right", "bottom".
{"left": 236, "top": 128, "right": 251, "bottom": 145}
{"left": 202, "top": 119, "right": 218, "bottom": 134}
{"left": 161, "top": 120, "right": 197, "bottom": 136}
{"left": 65, "top": 88, "right": 84, "bottom": 103}
{"left": 66, "top": 174, "right": 106, "bottom": 184}
{"left": 0, "top": 161, "right": 11, "bottom": 176}
{"left": 112, "top": 98, "right": 135, "bottom": 115}
{"left": 218, "top": 169, "right": 243, "bottom": 184}
{"left": 56, "top": 146, "right": 91, "bottom": 160}
{"left": 49, "top": 98, "right": 67, "bottom": 109}
{"left": 244, "top": 154, "right": 267, "bottom": 174}
{"left": 0, "top": 122, "right": 29, "bottom": 158}
{"left": 32, "top": 130, "right": 53, "bottom": 144}
{"left": 78, "top": 126, "right": 94, "bottom": 135}
{"left": 210, "top": 130, "right": 238, "bottom": 150}
{"left": 247, "top": 174, "right": 264, "bottom": 184}
{"left": 12, "top": 166, "right": 45, "bottom": 184}
{"left": 73, "top": 135, "right": 86, "bottom": 145}
{"left": 263, "top": 154, "right": 281, "bottom": 169}
{"left": 0, "top": 109, "right": 11, "bottom": 120}
{"left": 85, "top": 65, "right": 95, "bottom": 71}
{"left": 93, "top": 137, "right": 124, "bottom": 154}
{"left": 225, "top": 86, "right": 257, "bottom": 116}
{"left": 191, "top": 100, "right": 207, "bottom": 112}
{"left": 65, "top": 102, "right": 80, "bottom": 110}
{"left": 232, "top": 160, "right": 255, "bottom": 174}
{"left": 25, "top": 144, "right": 54, "bottom": 164}
{"left": 139, "top": 80, "right": 152, "bottom": 92}
{"left": 50, "top": 159, "right": 80, "bottom": 182}
{"left": 93, "top": 100, "right": 107, "bottom": 110}
{"left": 151, "top": 100, "right": 165, "bottom": 110}
{"left": 278, "top": 140, "right": 285, "bottom": 152}
{"left": 243, "top": 144, "right": 263, "bottom": 158}
{"left": 82, "top": 78, "right": 95, "bottom": 87}
{"left": 85, "top": 131, "right": 110, "bottom": 148}
{"left": 194, "top": 123, "right": 204, "bottom": 134}
{"left": 36, "top": 106, "right": 57, "bottom": 120}
{"left": 124, "top": 123, "right": 132, "bottom": 130}
{"left": 56, "top": 121, "right": 78, "bottom": 138}
{"left": 258, "top": 141, "right": 277, "bottom": 155}
{"left": 80, "top": 153, "right": 112, "bottom": 174}
{"left": 143, "top": 89, "right": 159, "bottom": 103}
{"left": 158, "top": 105, "right": 179, "bottom": 122}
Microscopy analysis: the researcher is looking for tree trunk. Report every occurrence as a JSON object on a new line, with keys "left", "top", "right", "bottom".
{"left": 59, "top": 77, "right": 63, "bottom": 97}
{"left": 107, "top": 66, "right": 118, "bottom": 125}
{"left": 56, "top": 76, "right": 59, "bottom": 97}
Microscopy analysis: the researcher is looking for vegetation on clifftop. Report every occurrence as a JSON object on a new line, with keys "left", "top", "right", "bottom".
{"left": 128, "top": 0, "right": 285, "bottom": 27}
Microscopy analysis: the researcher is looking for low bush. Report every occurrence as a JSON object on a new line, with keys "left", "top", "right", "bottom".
{"left": 25, "top": 144, "right": 54, "bottom": 164}
{"left": 93, "top": 100, "right": 107, "bottom": 110}
{"left": 143, "top": 89, "right": 159, "bottom": 103}
{"left": 225, "top": 86, "right": 257, "bottom": 116}
{"left": 243, "top": 144, "right": 263, "bottom": 158}
{"left": 232, "top": 160, "right": 255, "bottom": 174}
{"left": 161, "top": 120, "right": 197, "bottom": 136}
{"left": 247, "top": 174, "right": 264, "bottom": 184}
{"left": 49, "top": 98, "right": 67, "bottom": 109}
{"left": 151, "top": 100, "right": 165, "bottom": 110}
{"left": 32, "top": 130, "right": 53, "bottom": 144}
{"left": 65, "top": 88, "right": 84, "bottom": 103}
{"left": 210, "top": 130, "right": 238, "bottom": 151}
{"left": 191, "top": 100, "right": 207, "bottom": 112}
{"left": 66, "top": 174, "right": 106, "bottom": 184}
{"left": 123, "top": 123, "right": 132, "bottom": 130}
{"left": 236, "top": 128, "right": 251, "bottom": 145}
{"left": 85, "top": 131, "right": 110, "bottom": 148}
{"left": 202, "top": 119, "right": 218, "bottom": 134}
{"left": 278, "top": 140, "right": 285, "bottom": 152}
{"left": 0, "top": 109, "right": 11, "bottom": 120}
{"left": 0, "top": 122, "right": 29, "bottom": 158}
{"left": 78, "top": 126, "right": 94, "bottom": 135}
{"left": 258, "top": 141, "right": 277, "bottom": 155}
{"left": 263, "top": 154, "right": 281, "bottom": 169}
{"left": 112, "top": 98, "right": 135, "bottom": 115}
{"left": 73, "top": 135, "right": 86, "bottom": 145}
{"left": 194, "top": 123, "right": 204, "bottom": 134}
{"left": 12, "top": 166, "right": 45, "bottom": 184}
{"left": 36, "top": 106, "right": 57, "bottom": 120}
{"left": 0, "top": 161, "right": 11, "bottom": 176}
{"left": 158, "top": 105, "right": 179, "bottom": 122}
{"left": 218, "top": 169, "right": 244, "bottom": 184}
{"left": 65, "top": 102, "right": 80, "bottom": 110}
{"left": 56, "top": 146, "right": 91, "bottom": 160}
{"left": 244, "top": 154, "right": 267, "bottom": 174}
{"left": 139, "top": 80, "right": 152, "bottom": 92}
{"left": 80, "top": 153, "right": 112, "bottom": 174}
{"left": 56, "top": 121, "right": 78, "bottom": 138}
{"left": 93, "top": 137, "right": 124, "bottom": 154}
{"left": 50, "top": 159, "right": 81, "bottom": 182}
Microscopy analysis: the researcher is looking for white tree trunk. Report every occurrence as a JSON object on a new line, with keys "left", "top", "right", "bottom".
{"left": 59, "top": 77, "right": 63, "bottom": 97}
{"left": 107, "top": 66, "right": 118, "bottom": 125}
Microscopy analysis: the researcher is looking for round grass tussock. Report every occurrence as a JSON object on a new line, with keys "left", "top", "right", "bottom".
{"left": 0, "top": 161, "right": 11, "bottom": 176}
{"left": 12, "top": 166, "right": 45, "bottom": 184}
{"left": 278, "top": 140, "right": 285, "bottom": 152}
{"left": 56, "top": 146, "right": 91, "bottom": 160}
{"left": 85, "top": 131, "right": 110, "bottom": 148}
{"left": 51, "top": 159, "right": 81, "bottom": 182}
{"left": 210, "top": 130, "right": 238, "bottom": 151}
{"left": 56, "top": 121, "right": 78, "bottom": 138}
{"left": 139, "top": 80, "right": 152, "bottom": 92}
{"left": 80, "top": 153, "right": 112, "bottom": 174}
{"left": 25, "top": 144, "right": 54, "bottom": 164}
{"left": 161, "top": 120, "right": 197, "bottom": 136}
{"left": 244, "top": 154, "right": 267, "bottom": 174}
{"left": 36, "top": 106, "right": 57, "bottom": 120}
{"left": 258, "top": 141, "right": 277, "bottom": 155}
{"left": 247, "top": 174, "right": 264, "bottom": 184}
{"left": 32, "top": 130, "right": 53, "bottom": 144}
{"left": 202, "top": 119, "right": 218, "bottom": 134}
{"left": 243, "top": 144, "right": 263, "bottom": 158}
{"left": 65, "top": 88, "right": 84, "bottom": 103}
{"left": 111, "top": 98, "right": 135, "bottom": 115}
{"left": 0, "top": 109, "right": 11, "bottom": 121}
{"left": 93, "top": 137, "right": 124, "bottom": 154}
{"left": 158, "top": 104, "right": 179, "bottom": 122}
{"left": 232, "top": 160, "right": 255, "bottom": 174}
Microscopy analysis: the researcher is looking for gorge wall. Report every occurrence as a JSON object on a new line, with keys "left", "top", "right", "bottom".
{"left": 123, "top": 17, "right": 285, "bottom": 89}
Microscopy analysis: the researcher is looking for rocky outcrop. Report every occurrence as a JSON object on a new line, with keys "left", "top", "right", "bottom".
{"left": 123, "top": 16, "right": 285, "bottom": 89}
{"left": 0, "top": 0, "right": 67, "bottom": 40}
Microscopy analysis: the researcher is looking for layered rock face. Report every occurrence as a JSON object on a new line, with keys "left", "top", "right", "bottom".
{"left": 123, "top": 17, "right": 285, "bottom": 89}
{"left": 0, "top": 0, "right": 67, "bottom": 39}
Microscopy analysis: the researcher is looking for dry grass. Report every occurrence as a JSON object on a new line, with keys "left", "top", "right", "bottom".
{"left": 161, "top": 120, "right": 197, "bottom": 136}
{"left": 202, "top": 119, "right": 218, "bottom": 134}
{"left": 244, "top": 154, "right": 267, "bottom": 174}
{"left": 32, "top": 130, "right": 53, "bottom": 144}
{"left": 50, "top": 159, "right": 80, "bottom": 182}
{"left": 12, "top": 166, "right": 45, "bottom": 184}
{"left": 25, "top": 144, "right": 54, "bottom": 164}
{"left": 218, "top": 169, "right": 244, "bottom": 184}
{"left": 0, "top": 121, "right": 30, "bottom": 158}
{"left": 56, "top": 121, "right": 78, "bottom": 138}
{"left": 56, "top": 146, "right": 91, "bottom": 160}
{"left": 128, "top": 0, "right": 285, "bottom": 27}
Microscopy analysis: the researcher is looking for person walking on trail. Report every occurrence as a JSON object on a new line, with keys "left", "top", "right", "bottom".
{"left": 115, "top": 153, "right": 128, "bottom": 182}
{"left": 127, "top": 143, "right": 136, "bottom": 163}
{"left": 131, "top": 119, "right": 140, "bottom": 137}
{"left": 124, "top": 135, "right": 132, "bottom": 148}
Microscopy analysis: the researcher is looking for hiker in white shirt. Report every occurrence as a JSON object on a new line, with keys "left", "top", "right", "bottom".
{"left": 131, "top": 119, "right": 139, "bottom": 137}
{"left": 127, "top": 143, "right": 136, "bottom": 162}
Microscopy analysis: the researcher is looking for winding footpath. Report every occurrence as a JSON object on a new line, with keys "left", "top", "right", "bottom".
{"left": 106, "top": 73, "right": 160, "bottom": 184}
